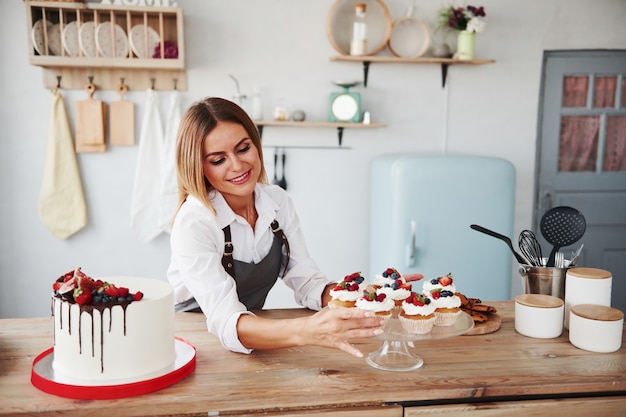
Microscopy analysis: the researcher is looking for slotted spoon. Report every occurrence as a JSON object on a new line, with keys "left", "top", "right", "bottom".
{"left": 540, "top": 206, "right": 586, "bottom": 267}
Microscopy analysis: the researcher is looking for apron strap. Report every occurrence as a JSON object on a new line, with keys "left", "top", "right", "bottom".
{"left": 270, "top": 220, "right": 290, "bottom": 278}
{"left": 221, "top": 226, "right": 235, "bottom": 277}
{"left": 222, "top": 219, "right": 290, "bottom": 279}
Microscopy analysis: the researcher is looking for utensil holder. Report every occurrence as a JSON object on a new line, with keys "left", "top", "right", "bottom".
{"left": 518, "top": 265, "right": 568, "bottom": 300}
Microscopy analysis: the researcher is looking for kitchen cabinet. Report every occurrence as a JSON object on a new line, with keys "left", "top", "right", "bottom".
{"left": 24, "top": 1, "right": 186, "bottom": 91}
{"left": 330, "top": 55, "right": 496, "bottom": 87}
{"left": 404, "top": 397, "right": 626, "bottom": 416}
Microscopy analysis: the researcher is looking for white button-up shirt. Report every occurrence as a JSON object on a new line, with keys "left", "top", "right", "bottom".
{"left": 168, "top": 183, "right": 332, "bottom": 353}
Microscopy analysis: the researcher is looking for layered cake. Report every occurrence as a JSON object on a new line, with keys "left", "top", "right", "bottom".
{"left": 51, "top": 268, "right": 176, "bottom": 383}
{"left": 328, "top": 272, "right": 366, "bottom": 309}
{"left": 399, "top": 292, "right": 436, "bottom": 334}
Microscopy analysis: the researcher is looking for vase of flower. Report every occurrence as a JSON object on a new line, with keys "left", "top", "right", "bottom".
{"left": 456, "top": 30, "right": 475, "bottom": 60}
{"left": 438, "top": 4, "right": 486, "bottom": 60}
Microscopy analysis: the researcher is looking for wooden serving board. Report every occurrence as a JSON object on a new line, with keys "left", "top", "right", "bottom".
{"left": 463, "top": 312, "right": 502, "bottom": 335}
{"left": 75, "top": 83, "right": 106, "bottom": 153}
{"left": 109, "top": 83, "right": 135, "bottom": 146}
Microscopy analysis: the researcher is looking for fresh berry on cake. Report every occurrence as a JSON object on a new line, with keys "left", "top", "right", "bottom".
{"left": 376, "top": 278, "right": 412, "bottom": 317}
{"left": 51, "top": 268, "right": 176, "bottom": 383}
{"left": 399, "top": 292, "right": 436, "bottom": 334}
{"left": 422, "top": 272, "right": 457, "bottom": 294}
{"left": 355, "top": 290, "right": 394, "bottom": 324}
{"left": 429, "top": 288, "right": 462, "bottom": 326}
{"left": 373, "top": 267, "right": 406, "bottom": 288}
{"left": 328, "top": 272, "right": 366, "bottom": 308}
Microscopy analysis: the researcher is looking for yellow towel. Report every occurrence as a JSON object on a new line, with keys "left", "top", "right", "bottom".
{"left": 39, "top": 91, "right": 88, "bottom": 240}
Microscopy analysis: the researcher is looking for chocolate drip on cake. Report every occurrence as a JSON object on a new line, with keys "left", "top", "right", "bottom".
{"left": 53, "top": 297, "right": 131, "bottom": 373}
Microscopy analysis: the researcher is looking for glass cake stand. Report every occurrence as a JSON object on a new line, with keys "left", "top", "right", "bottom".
{"left": 366, "top": 312, "right": 474, "bottom": 372}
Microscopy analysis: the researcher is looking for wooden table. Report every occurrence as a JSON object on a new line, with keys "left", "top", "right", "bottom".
{"left": 1, "top": 301, "right": 625, "bottom": 416}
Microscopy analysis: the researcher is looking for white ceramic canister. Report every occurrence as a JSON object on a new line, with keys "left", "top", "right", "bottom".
{"left": 569, "top": 304, "right": 624, "bottom": 353}
{"left": 514, "top": 294, "right": 564, "bottom": 339}
{"left": 564, "top": 267, "right": 612, "bottom": 329}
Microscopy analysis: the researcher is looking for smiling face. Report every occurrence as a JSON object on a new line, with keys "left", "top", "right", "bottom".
{"left": 202, "top": 121, "right": 262, "bottom": 206}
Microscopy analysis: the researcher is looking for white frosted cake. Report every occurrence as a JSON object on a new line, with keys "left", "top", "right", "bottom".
{"left": 51, "top": 272, "right": 175, "bottom": 384}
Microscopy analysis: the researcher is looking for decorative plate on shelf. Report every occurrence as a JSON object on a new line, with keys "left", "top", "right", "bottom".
{"left": 79, "top": 21, "right": 97, "bottom": 57}
{"left": 129, "top": 24, "right": 160, "bottom": 58}
{"left": 62, "top": 21, "right": 80, "bottom": 57}
{"left": 95, "top": 22, "right": 129, "bottom": 58}
{"left": 31, "top": 19, "right": 52, "bottom": 55}
{"left": 46, "top": 23, "right": 64, "bottom": 56}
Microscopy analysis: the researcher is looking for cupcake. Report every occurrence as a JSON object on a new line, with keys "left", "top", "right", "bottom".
{"left": 399, "top": 292, "right": 436, "bottom": 334}
{"left": 328, "top": 272, "right": 366, "bottom": 309}
{"left": 377, "top": 278, "right": 412, "bottom": 317}
{"left": 429, "top": 288, "right": 462, "bottom": 326}
{"left": 355, "top": 290, "right": 394, "bottom": 325}
{"left": 422, "top": 273, "right": 462, "bottom": 326}
{"left": 373, "top": 267, "right": 405, "bottom": 288}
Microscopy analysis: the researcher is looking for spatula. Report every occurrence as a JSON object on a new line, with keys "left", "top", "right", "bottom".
{"left": 540, "top": 206, "right": 586, "bottom": 267}
{"left": 470, "top": 224, "right": 528, "bottom": 265}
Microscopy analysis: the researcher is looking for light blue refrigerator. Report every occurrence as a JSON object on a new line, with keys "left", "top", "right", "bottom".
{"left": 369, "top": 154, "right": 516, "bottom": 300}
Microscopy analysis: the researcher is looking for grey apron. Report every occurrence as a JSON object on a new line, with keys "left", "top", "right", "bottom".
{"left": 176, "top": 220, "right": 289, "bottom": 312}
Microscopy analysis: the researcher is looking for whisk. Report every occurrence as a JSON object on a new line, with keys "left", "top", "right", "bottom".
{"left": 518, "top": 229, "right": 543, "bottom": 267}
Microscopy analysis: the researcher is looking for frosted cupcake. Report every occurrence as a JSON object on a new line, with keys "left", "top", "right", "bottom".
{"left": 355, "top": 290, "right": 394, "bottom": 325}
{"left": 373, "top": 267, "right": 406, "bottom": 288}
{"left": 429, "top": 288, "right": 462, "bottom": 326}
{"left": 328, "top": 272, "right": 366, "bottom": 309}
{"left": 399, "top": 292, "right": 436, "bottom": 334}
{"left": 377, "top": 278, "right": 412, "bottom": 317}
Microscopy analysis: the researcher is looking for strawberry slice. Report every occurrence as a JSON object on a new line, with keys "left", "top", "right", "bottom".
{"left": 104, "top": 284, "right": 120, "bottom": 297}
{"left": 438, "top": 273, "right": 453, "bottom": 287}
{"left": 73, "top": 288, "right": 92, "bottom": 305}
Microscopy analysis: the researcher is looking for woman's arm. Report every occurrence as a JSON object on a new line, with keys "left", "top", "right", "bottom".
{"left": 237, "top": 308, "right": 384, "bottom": 357}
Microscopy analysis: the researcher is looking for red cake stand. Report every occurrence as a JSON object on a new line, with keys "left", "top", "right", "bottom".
{"left": 31, "top": 336, "right": 196, "bottom": 400}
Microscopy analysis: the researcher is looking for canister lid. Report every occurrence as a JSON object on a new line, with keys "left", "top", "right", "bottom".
{"left": 567, "top": 267, "right": 612, "bottom": 279}
{"left": 571, "top": 304, "right": 624, "bottom": 321}
{"left": 515, "top": 294, "right": 564, "bottom": 308}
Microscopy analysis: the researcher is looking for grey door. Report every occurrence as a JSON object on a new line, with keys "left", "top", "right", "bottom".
{"left": 536, "top": 50, "right": 626, "bottom": 312}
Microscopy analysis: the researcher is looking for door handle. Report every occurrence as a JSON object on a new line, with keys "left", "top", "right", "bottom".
{"left": 406, "top": 220, "right": 417, "bottom": 267}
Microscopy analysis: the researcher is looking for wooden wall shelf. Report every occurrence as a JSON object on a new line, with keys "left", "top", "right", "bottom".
{"left": 255, "top": 120, "right": 387, "bottom": 147}
{"left": 24, "top": 1, "right": 186, "bottom": 91}
{"left": 330, "top": 55, "right": 496, "bottom": 87}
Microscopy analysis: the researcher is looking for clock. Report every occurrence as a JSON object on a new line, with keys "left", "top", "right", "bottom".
{"left": 328, "top": 81, "right": 361, "bottom": 123}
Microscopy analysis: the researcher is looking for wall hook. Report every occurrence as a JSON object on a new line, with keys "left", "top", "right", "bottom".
{"left": 56, "top": 75, "right": 62, "bottom": 89}
{"left": 150, "top": 78, "right": 156, "bottom": 90}
{"left": 88, "top": 75, "right": 94, "bottom": 84}
{"left": 173, "top": 78, "right": 178, "bottom": 90}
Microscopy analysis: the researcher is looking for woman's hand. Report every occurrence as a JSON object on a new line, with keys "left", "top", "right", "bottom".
{"left": 298, "top": 308, "right": 385, "bottom": 358}
{"left": 404, "top": 273, "right": 424, "bottom": 282}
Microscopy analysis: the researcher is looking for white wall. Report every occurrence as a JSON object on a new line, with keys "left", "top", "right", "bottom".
{"left": 1, "top": 0, "right": 624, "bottom": 318}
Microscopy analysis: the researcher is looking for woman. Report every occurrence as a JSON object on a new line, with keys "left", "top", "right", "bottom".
{"left": 167, "top": 97, "right": 385, "bottom": 358}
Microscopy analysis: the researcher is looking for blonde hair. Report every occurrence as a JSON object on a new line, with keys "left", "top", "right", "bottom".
{"left": 174, "top": 97, "right": 268, "bottom": 218}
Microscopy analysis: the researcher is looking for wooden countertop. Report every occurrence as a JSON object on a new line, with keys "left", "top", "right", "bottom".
{"left": 1, "top": 301, "right": 625, "bottom": 416}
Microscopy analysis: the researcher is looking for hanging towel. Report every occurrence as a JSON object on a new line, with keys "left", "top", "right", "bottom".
{"left": 158, "top": 90, "right": 181, "bottom": 234}
{"left": 130, "top": 89, "right": 165, "bottom": 242}
{"left": 38, "top": 91, "right": 88, "bottom": 240}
